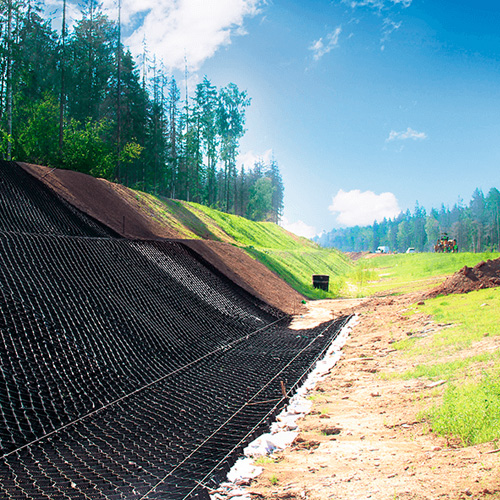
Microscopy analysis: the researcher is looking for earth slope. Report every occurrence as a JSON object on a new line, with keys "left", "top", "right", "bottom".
{"left": 19, "top": 162, "right": 305, "bottom": 314}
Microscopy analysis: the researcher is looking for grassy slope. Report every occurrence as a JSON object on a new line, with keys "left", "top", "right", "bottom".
{"left": 404, "top": 289, "right": 500, "bottom": 445}
{"left": 358, "top": 252, "right": 500, "bottom": 446}
{"left": 135, "top": 193, "right": 352, "bottom": 299}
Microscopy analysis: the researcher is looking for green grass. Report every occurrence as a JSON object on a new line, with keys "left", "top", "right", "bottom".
{"left": 188, "top": 202, "right": 310, "bottom": 249}
{"left": 134, "top": 194, "right": 353, "bottom": 298}
{"left": 133, "top": 192, "right": 202, "bottom": 239}
{"left": 402, "top": 288, "right": 500, "bottom": 356}
{"left": 345, "top": 260, "right": 379, "bottom": 297}
{"left": 187, "top": 202, "right": 353, "bottom": 298}
{"left": 387, "top": 287, "right": 500, "bottom": 446}
{"left": 352, "top": 252, "right": 500, "bottom": 295}
{"left": 395, "top": 351, "right": 499, "bottom": 381}
{"left": 254, "top": 456, "right": 277, "bottom": 465}
{"left": 246, "top": 246, "right": 351, "bottom": 299}
{"left": 426, "top": 372, "right": 500, "bottom": 445}
{"left": 269, "top": 474, "right": 279, "bottom": 486}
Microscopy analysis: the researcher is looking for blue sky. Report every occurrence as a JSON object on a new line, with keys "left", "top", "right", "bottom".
{"left": 47, "top": 0, "right": 500, "bottom": 237}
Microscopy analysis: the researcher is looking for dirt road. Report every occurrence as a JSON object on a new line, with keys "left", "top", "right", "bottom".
{"left": 247, "top": 295, "right": 500, "bottom": 500}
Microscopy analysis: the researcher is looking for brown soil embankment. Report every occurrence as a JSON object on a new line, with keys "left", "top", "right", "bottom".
{"left": 18, "top": 162, "right": 306, "bottom": 314}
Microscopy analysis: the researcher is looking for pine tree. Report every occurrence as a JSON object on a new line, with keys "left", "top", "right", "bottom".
{"left": 68, "top": 2, "right": 115, "bottom": 123}
{"left": 486, "top": 188, "right": 500, "bottom": 250}
{"left": 167, "top": 77, "right": 181, "bottom": 198}
{"left": 267, "top": 157, "right": 284, "bottom": 223}
{"left": 59, "top": 0, "right": 67, "bottom": 154}
{"left": 217, "top": 83, "right": 250, "bottom": 212}
{"left": 195, "top": 76, "right": 218, "bottom": 205}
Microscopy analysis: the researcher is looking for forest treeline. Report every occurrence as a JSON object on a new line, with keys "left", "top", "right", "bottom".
{"left": 316, "top": 188, "right": 500, "bottom": 253}
{"left": 0, "top": 1, "right": 284, "bottom": 222}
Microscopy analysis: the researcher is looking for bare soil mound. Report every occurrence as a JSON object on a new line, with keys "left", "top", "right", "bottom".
{"left": 19, "top": 162, "right": 181, "bottom": 239}
{"left": 345, "top": 251, "right": 370, "bottom": 261}
{"left": 18, "top": 162, "right": 306, "bottom": 314}
{"left": 428, "top": 257, "right": 500, "bottom": 297}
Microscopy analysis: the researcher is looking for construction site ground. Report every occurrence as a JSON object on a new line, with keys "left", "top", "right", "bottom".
{"left": 247, "top": 294, "right": 500, "bottom": 500}
{"left": 15, "top": 163, "right": 500, "bottom": 499}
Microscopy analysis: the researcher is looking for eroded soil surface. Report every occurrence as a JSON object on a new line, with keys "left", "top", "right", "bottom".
{"left": 247, "top": 295, "right": 500, "bottom": 500}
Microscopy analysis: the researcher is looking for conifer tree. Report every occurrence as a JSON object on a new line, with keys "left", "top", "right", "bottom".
{"left": 217, "top": 83, "right": 250, "bottom": 212}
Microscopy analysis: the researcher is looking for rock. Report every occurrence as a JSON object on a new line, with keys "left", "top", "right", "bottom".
{"left": 322, "top": 426, "right": 342, "bottom": 436}
{"left": 426, "top": 380, "right": 446, "bottom": 388}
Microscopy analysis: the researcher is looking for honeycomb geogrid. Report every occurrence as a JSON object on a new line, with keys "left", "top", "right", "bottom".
{"left": 0, "top": 161, "right": 350, "bottom": 499}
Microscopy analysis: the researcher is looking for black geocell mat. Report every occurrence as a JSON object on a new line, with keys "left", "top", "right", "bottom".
{"left": 0, "top": 161, "right": 116, "bottom": 237}
{"left": 0, "top": 162, "right": 350, "bottom": 499}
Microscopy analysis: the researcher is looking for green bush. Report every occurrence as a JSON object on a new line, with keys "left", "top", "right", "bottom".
{"left": 63, "top": 119, "right": 116, "bottom": 179}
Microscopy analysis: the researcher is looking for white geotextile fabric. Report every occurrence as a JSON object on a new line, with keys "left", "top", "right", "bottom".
{"left": 210, "top": 314, "right": 358, "bottom": 500}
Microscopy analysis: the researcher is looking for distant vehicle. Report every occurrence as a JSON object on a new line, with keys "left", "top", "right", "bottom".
{"left": 375, "top": 246, "right": 390, "bottom": 254}
{"left": 406, "top": 247, "right": 416, "bottom": 254}
{"left": 434, "top": 233, "right": 458, "bottom": 253}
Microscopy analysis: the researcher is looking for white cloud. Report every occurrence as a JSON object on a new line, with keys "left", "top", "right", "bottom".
{"left": 281, "top": 218, "right": 318, "bottom": 239}
{"left": 343, "top": 0, "right": 411, "bottom": 9}
{"left": 386, "top": 127, "right": 428, "bottom": 142}
{"left": 310, "top": 27, "right": 342, "bottom": 61}
{"left": 123, "top": 0, "right": 264, "bottom": 70}
{"left": 345, "top": 0, "right": 384, "bottom": 9}
{"left": 380, "top": 17, "right": 402, "bottom": 50}
{"left": 391, "top": 0, "right": 412, "bottom": 7}
{"left": 45, "top": 0, "right": 264, "bottom": 71}
{"left": 341, "top": 0, "right": 411, "bottom": 48}
{"left": 329, "top": 189, "right": 400, "bottom": 226}
{"left": 237, "top": 149, "right": 273, "bottom": 170}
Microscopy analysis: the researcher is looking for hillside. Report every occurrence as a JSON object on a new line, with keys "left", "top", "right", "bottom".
{"left": 19, "top": 162, "right": 351, "bottom": 310}
{"left": 0, "top": 159, "right": 354, "bottom": 499}
{"left": 5, "top": 161, "right": 500, "bottom": 499}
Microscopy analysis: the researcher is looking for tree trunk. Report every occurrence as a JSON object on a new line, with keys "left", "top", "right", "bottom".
{"left": 116, "top": 0, "right": 122, "bottom": 182}
{"left": 6, "top": 0, "right": 13, "bottom": 160}
{"left": 59, "top": 0, "right": 67, "bottom": 155}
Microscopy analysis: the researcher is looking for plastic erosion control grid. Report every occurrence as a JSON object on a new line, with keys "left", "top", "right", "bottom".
{"left": 0, "top": 160, "right": 351, "bottom": 499}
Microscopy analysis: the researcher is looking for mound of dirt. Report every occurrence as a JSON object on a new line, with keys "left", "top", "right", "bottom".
{"left": 428, "top": 258, "right": 500, "bottom": 297}
{"left": 18, "top": 162, "right": 306, "bottom": 315}
{"left": 345, "top": 251, "right": 370, "bottom": 261}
